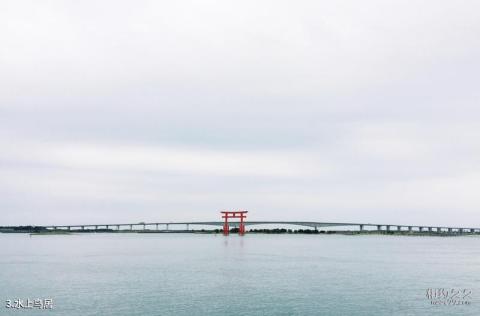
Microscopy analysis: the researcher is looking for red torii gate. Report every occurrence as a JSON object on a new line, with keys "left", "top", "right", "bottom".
{"left": 221, "top": 210, "right": 248, "bottom": 236}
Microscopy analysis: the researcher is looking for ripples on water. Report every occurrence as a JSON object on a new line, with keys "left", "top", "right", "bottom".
{"left": 1, "top": 234, "right": 479, "bottom": 315}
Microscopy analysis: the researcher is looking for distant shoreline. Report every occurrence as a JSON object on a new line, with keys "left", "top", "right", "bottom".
{"left": 0, "top": 228, "right": 476, "bottom": 237}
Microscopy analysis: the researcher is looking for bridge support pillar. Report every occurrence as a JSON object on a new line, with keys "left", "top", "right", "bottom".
{"left": 386, "top": 225, "right": 391, "bottom": 231}
{"left": 448, "top": 228, "right": 452, "bottom": 233}
{"left": 359, "top": 225, "right": 364, "bottom": 231}
{"left": 408, "top": 226, "right": 412, "bottom": 232}
{"left": 397, "top": 226, "right": 401, "bottom": 231}
{"left": 143, "top": 224, "right": 146, "bottom": 230}
{"left": 166, "top": 224, "right": 169, "bottom": 231}
{"left": 156, "top": 224, "right": 159, "bottom": 230}
{"left": 130, "top": 225, "right": 133, "bottom": 230}
{"left": 377, "top": 225, "right": 381, "bottom": 231}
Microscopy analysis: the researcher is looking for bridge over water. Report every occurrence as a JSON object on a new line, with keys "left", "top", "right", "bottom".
{"left": 38, "top": 221, "right": 480, "bottom": 234}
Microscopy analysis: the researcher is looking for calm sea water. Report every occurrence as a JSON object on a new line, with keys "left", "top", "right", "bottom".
{"left": 1, "top": 233, "right": 479, "bottom": 315}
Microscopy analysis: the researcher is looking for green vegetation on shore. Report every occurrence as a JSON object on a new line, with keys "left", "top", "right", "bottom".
{"left": 30, "top": 231, "right": 72, "bottom": 235}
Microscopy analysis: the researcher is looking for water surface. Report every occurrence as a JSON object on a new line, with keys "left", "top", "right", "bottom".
{"left": 1, "top": 233, "right": 479, "bottom": 315}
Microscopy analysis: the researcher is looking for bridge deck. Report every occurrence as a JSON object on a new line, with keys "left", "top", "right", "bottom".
{"left": 22, "top": 221, "right": 480, "bottom": 232}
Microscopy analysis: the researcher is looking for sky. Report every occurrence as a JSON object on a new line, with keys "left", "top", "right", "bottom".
{"left": 1, "top": 0, "right": 480, "bottom": 226}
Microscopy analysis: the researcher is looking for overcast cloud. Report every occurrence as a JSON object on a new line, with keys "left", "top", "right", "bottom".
{"left": 1, "top": 0, "right": 480, "bottom": 226}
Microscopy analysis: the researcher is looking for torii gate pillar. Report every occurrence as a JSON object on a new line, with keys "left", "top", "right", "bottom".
{"left": 221, "top": 210, "right": 248, "bottom": 236}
